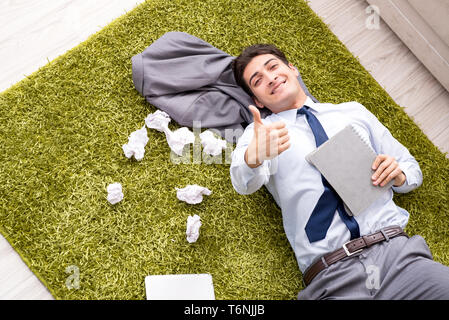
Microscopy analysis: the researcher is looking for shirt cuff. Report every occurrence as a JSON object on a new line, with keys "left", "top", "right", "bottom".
{"left": 391, "top": 163, "right": 419, "bottom": 193}
{"left": 234, "top": 147, "right": 270, "bottom": 179}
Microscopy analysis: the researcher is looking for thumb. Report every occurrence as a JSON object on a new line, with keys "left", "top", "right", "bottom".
{"left": 249, "top": 105, "right": 263, "bottom": 127}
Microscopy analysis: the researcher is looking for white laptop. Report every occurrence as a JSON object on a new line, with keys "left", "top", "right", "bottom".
{"left": 145, "top": 273, "right": 215, "bottom": 300}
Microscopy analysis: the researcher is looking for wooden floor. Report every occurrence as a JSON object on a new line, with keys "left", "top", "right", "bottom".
{"left": 0, "top": 0, "right": 147, "bottom": 300}
{"left": 306, "top": 0, "right": 449, "bottom": 155}
{"left": 0, "top": 0, "right": 448, "bottom": 300}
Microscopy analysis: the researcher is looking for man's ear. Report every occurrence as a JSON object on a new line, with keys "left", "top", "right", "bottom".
{"left": 288, "top": 62, "right": 300, "bottom": 77}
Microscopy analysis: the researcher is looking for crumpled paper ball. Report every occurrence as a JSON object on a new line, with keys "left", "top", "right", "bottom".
{"left": 107, "top": 182, "right": 124, "bottom": 205}
{"left": 144, "top": 110, "right": 196, "bottom": 156}
{"left": 122, "top": 125, "right": 149, "bottom": 161}
{"left": 186, "top": 214, "right": 202, "bottom": 243}
{"left": 175, "top": 184, "right": 212, "bottom": 204}
{"left": 199, "top": 130, "right": 227, "bottom": 156}
{"left": 145, "top": 110, "right": 171, "bottom": 132}
{"left": 165, "top": 127, "right": 195, "bottom": 156}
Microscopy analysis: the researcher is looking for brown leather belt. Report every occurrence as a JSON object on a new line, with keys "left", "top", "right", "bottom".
{"left": 303, "top": 225, "right": 407, "bottom": 286}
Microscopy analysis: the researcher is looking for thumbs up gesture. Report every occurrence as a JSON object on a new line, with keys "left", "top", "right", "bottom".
{"left": 245, "top": 105, "right": 291, "bottom": 168}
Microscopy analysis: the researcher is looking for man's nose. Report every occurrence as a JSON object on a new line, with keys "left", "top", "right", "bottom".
{"left": 268, "top": 75, "right": 278, "bottom": 86}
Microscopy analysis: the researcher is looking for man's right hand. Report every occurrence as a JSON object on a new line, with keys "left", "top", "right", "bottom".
{"left": 245, "top": 105, "right": 291, "bottom": 168}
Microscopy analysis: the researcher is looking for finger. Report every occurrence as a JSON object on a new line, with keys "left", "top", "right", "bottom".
{"left": 381, "top": 167, "right": 402, "bottom": 187}
{"left": 372, "top": 157, "right": 393, "bottom": 181}
{"left": 274, "top": 127, "right": 289, "bottom": 138}
{"left": 267, "top": 130, "right": 281, "bottom": 156}
{"left": 373, "top": 161, "right": 393, "bottom": 185}
{"left": 266, "top": 131, "right": 288, "bottom": 157}
{"left": 278, "top": 141, "right": 291, "bottom": 154}
{"left": 374, "top": 164, "right": 394, "bottom": 186}
{"left": 374, "top": 160, "right": 397, "bottom": 186}
{"left": 278, "top": 134, "right": 290, "bottom": 146}
{"left": 372, "top": 154, "right": 387, "bottom": 170}
{"left": 249, "top": 105, "right": 263, "bottom": 126}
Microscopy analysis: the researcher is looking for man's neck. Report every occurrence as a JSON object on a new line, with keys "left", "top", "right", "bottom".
{"left": 294, "top": 93, "right": 308, "bottom": 110}
{"left": 280, "top": 93, "right": 308, "bottom": 113}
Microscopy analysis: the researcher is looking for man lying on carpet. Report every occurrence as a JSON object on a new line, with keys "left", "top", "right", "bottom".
{"left": 229, "top": 44, "right": 449, "bottom": 299}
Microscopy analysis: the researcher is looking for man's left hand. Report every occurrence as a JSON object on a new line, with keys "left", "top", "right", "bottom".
{"left": 371, "top": 154, "right": 406, "bottom": 187}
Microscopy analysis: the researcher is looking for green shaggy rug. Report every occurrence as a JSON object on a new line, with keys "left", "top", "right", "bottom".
{"left": 1, "top": 0, "right": 448, "bottom": 300}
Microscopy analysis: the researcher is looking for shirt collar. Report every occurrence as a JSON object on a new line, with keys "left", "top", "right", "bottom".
{"left": 274, "top": 96, "right": 318, "bottom": 124}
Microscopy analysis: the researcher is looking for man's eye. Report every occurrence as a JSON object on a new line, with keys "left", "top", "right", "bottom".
{"left": 271, "top": 64, "right": 278, "bottom": 69}
{"left": 255, "top": 79, "right": 260, "bottom": 86}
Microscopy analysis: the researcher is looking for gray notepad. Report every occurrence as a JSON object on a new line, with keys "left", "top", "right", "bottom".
{"left": 305, "top": 124, "right": 394, "bottom": 216}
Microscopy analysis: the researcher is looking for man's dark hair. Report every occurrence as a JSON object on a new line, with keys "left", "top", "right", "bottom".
{"left": 231, "top": 44, "right": 289, "bottom": 97}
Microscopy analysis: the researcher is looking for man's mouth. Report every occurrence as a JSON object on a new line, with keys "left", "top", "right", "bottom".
{"left": 271, "top": 80, "right": 287, "bottom": 95}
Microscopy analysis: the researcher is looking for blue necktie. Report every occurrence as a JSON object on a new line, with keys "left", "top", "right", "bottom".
{"left": 298, "top": 105, "right": 360, "bottom": 242}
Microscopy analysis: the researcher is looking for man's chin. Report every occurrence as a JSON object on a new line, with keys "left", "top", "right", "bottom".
{"left": 255, "top": 95, "right": 297, "bottom": 113}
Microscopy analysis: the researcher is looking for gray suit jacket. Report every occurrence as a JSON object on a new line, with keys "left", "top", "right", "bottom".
{"left": 132, "top": 31, "right": 318, "bottom": 142}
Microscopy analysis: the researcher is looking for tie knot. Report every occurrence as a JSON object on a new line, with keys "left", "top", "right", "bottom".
{"left": 297, "top": 105, "right": 310, "bottom": 115}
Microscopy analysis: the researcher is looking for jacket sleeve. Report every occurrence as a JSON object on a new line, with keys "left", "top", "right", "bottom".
{"left": 131, "top": 32, "right": 319, "bottom": 144}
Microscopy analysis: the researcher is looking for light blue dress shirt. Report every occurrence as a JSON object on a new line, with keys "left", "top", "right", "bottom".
{"left": 230, "top": 96, "right": 423, "bottom": 273}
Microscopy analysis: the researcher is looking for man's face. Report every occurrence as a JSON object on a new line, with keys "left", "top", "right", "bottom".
{"left": 243, "top": 54, "right": 305, "bottom": 113}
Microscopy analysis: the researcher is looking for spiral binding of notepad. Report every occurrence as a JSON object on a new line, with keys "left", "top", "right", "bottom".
{"left": 349, "top": 124, "right": 377, "bottom": 156}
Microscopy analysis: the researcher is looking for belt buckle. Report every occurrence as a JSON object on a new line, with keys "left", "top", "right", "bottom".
{"left": 342, "top": 241, "right": 363, "bottom": 257}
